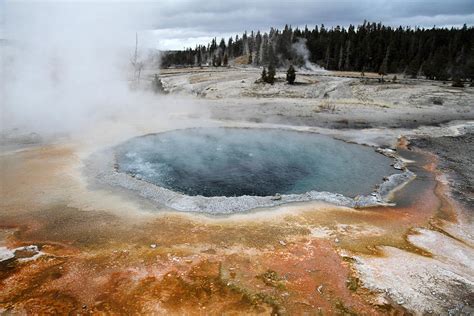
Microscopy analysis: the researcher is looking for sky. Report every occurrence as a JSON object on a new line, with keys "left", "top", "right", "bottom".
{"left": 149, "top": 0, "right": 474, "bottom": 50}
{"left": 2, "top": 0, "right": 474, "bottom": 50}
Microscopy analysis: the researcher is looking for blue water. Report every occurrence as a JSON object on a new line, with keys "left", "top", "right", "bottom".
{"left": 115, "top": 128, "right": 397, "bottom": 197}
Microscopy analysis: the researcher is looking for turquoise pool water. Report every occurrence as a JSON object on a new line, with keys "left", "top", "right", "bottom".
{"left": 115, "top": 128, "right": 397, "bottom": 197}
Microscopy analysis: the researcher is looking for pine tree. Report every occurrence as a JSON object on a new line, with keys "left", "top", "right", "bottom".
{"left": 196, "top": 48, "right": 202, "bottom": 67}
{"left": 286, "top": 65, "right": 296, "bottom": 84}
{"left": 378, "top": 48, "right": 389, "bottom": 81}
{"left": 261, "top": 36, "right": 269, "bottom": 64}
{"left": 227, "top": 38, "right": 234, "bottom": 58}
{"left": 431, "top": 47, "right": 449, "bottom": 81}
{"left": 223, "top": 54, "right": 228, "bottom": 67}
{"left": 337, "top": 45, "right": 344, "bottom": 70}
{"left": 466, "top": 57, "right": 474, "bottom": 86}
{"left": 406, "top": 56, "right": 420, "bottom": 78}
{"left": 219, "top": 38, "right": 226, "bottom": 52}
{"left": 162, "top": 22, "right": 474, "bottom": 81}
{"left": 261, "top": 68, "right": 267, "bottom": 81}
{"left": 255, "top": 31, "right": 262, "bottom": 65}
{"left": 343, "top": 40, "right": 351, "bottom": 70}
{"left": 267, "top": 45, "right": 276, "bottom": 66}
{"left": 267, "top": 63, "right": 276, "bottom": 84}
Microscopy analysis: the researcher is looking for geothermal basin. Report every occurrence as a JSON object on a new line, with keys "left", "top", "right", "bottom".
{"left": 104, "top": 127, "right": 405, "bottom": 213}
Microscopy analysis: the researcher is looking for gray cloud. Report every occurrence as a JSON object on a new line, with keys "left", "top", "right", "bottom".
{"left": 149, "top": 0, "right": 474, "bottom": 49}
{"left": 2, "top": 1, "right": 473, "bottom": 50}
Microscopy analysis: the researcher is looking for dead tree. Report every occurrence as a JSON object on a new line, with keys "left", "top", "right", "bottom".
{"left": 131, "top": 32, "right": 144, "bottom": 85}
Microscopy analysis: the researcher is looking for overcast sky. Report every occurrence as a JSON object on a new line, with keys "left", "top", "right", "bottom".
{"left": 149, "top": 0, "right": 474, "bottom": 50}
{"left": 2, "top": 0, "right": 474, "bottom": 50}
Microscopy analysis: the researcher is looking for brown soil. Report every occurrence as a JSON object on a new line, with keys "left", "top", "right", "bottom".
{"left": 0, "top": 138, "right": 458, "bottom": 315}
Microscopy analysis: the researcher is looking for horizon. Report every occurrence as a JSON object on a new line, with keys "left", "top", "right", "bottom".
{"left": 154, "top": 21, "right": 474, "bottom": 51}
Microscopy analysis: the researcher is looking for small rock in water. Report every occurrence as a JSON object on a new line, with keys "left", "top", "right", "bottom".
{"left": 150, "top": 244, "right": 157, "bottom": 249}
{"left": 279, "top": 240, "right": 286, "bottom": 246}
{"left": 392, "top": 161, "right": 404, "bottom": 170}
{"left": 335, "top": 238, "right": 340, "bottom": 243}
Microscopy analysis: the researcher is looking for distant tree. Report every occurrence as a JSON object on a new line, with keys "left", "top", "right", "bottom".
{"left": 466, "top": 57, "right": 474, "bottom": 86}
{"left": 406, "top": 55, "right": 421, "bottom": 78}
{"left": 223, "top": 53, "right": 229, "bottom": 67}
{"left": 227, "top": 37, "right": 234, "bottom": 58}
{"left": 219, "top": 38, "right": 226, "bottom": 51}
{"left": 162, "top": 22, "right": 474, "bottom": 82}
{"left": 427, "top": 47, "right": 449, "bottom": 80}
{"left": 261, "top": 35, "right": 269, "bottom": 64}
{"left": 255, "top": 31, "right": 262, "bottom": 65}
{"left": 452, "top": 78, "right": 464, "bottom": 87}
{"left": 196, "top": 48, "right": 202, "bottom": 67}
{"left": 422, "top": 59, "right": 435, "bottom": 80}
{"left": 337, "top": 45, "right": 344, "bottom": 70}
{"left": 267, "top": 44, "right": 276, "bottom": 66}
{"left": 261, "top": 67, "right": 267, "bottom": 81}
{"left": 378, "top": 49, "right": 389, "bottom": 81}
{"left": 266, "top": 63, "right": 276, "bottom": 84}
{"left": 343, "top": 40, "right": 352, "bottom": 70}
{"left": 242, "top": 31, "right": 249, "bottom": 55}
{"left": 131, "top": 32, "right": 144, "bottom": 85}
{"left": 248, "top": 52, "right": 253, "bottom": 64}
{"left": 212, "top": 55, "right": 217, "bottom": 67}
{"left": 286, "top": 65, "right": 296, "bottom": 84}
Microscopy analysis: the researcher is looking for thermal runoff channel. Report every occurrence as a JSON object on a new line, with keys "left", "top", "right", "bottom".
{"left": 115, "top": 128, "right": 397, "bottom": 197}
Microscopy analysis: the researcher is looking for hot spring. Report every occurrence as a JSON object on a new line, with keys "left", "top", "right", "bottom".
{"left": 114, "top": 128, "right": 398, "bottom": 199}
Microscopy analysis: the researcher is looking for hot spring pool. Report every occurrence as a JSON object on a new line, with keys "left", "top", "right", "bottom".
{"left": 114, "top": 128, "right": 397, "bottom": 198}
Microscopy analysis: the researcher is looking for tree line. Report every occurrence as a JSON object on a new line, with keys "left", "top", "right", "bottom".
{"left": 161, "top": 21, "right": 474, "bottom": 82}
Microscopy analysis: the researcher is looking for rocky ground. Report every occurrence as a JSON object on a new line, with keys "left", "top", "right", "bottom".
{"left": 160, "top": 67, "right": 474, "bottom": 129}
{"left": 1, "top": 66, "right": 473, "bottom": 315}
{"left": 410, "top": 132, "right": 473, "bottom": 210}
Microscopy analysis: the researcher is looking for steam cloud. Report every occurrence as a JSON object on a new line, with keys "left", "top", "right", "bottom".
{"left": 1, "top": 2, "right": 162, "bottom": 136}
{"left": 292, "top": 38, "right": 326, "bottom": 73}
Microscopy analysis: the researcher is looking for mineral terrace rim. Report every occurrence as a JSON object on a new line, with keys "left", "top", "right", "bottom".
{"left": 86, "top": 127, "right": 416, "bottom": 214}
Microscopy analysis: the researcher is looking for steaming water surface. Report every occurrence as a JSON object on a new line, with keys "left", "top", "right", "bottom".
{"left": 115, "top": 128, "right": 397, "bottom": 197}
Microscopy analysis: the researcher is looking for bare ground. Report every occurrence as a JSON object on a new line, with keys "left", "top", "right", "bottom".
{"left": 1, "top": 67, "right": 473, "bottom": 315}
{"left": 410, "top": 132, "right": 474, "bottom": 210}
{"left": 160, "top": 67, "right": 474, "bottom": 129}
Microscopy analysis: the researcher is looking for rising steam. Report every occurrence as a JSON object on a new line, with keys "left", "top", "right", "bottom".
{"left": 1, "top": 2, "right": 163, "bottom": 136}
{"left": 292, "top": 38, "right": 326, "bottom": 73}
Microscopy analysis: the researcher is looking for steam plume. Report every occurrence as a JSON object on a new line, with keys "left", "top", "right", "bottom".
{"left": 1, "top": 2, "right": 161, "bottom": 135}
{"left": 292, "top": 38, "right": 326, "bottom": 72}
